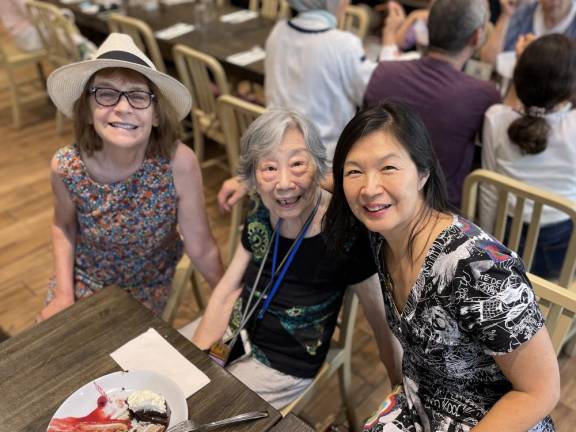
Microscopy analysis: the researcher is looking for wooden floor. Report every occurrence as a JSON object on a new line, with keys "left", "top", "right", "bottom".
{"left": 2, "top": 57, "right": 576, "bottom": 432}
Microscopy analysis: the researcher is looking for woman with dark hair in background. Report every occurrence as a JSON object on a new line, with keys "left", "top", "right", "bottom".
{"left": 481, "top": 34, "right": 576, "bottom": 279}
{"left": 325, "top": 102, "right": 559, "bottom": 431}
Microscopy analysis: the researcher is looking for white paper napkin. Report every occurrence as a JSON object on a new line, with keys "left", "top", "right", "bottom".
{"left": 110, "top": 328, "right": 210, "bottom": 398}
{"left": 155, "top": 22, "right": 195, "bottom": 40}
{"left": 226, "top": 46, "right": 266, "bottom": 66}
{"left": 220, "top": 9, "right": 258, "bottom": 24}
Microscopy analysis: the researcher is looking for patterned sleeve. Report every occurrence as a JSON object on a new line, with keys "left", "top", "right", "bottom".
{"left": 455, "top": 248, "right": 545, "bottom": 356}
{"left": 240, "top": 196, "right": 273, "bottom": 264}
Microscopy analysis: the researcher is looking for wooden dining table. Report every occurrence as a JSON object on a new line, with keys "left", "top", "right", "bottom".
{"left": 0, "top": 286, "right": 281, "bottom": 432}
{"left": 44, "top": 0, "right": 276, "bottom": 84}
{"left": 269, "top": 413, "right": 315, "bottom": 431}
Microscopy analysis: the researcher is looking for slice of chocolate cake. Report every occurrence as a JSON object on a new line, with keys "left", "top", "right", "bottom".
{"left": 127, "top": 390, "right": 170, "bottom": 427}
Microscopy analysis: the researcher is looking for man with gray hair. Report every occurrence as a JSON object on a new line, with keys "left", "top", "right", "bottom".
{"left": 364, "top": 0, "right": 501, "bottom": 208}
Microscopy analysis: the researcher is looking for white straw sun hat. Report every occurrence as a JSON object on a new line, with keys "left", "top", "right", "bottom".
{"left": 47, "top": 33, "right": 192, "bottom": 120}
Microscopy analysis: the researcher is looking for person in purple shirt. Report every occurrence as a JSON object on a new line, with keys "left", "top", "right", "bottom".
{"left": 363, "top": 0, "right": 501, "bottom": 207}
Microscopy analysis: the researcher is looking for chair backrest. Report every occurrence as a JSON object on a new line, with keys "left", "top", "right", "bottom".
{"left": 108, "top": 13, "right": 166, "bottom": 73}
{"left": 462, "top": 169, "right": 576, "bottom": 288}
{"left": 339, "top": 5, "right": 369, "bottom": 40}
{"left": 528, "top": 272, "right": 576, "bottom": 355}
{"left": 333, "top": 287, "right": 359, "bottom": 352}
{"left": 0, "top": 39, "right": 48, "bottom": 129}
{"left": 26, "top": 0, "right": 82, "bottom": 66}
{"left": 280, "top": 289, "right": 360, "bottom": 422}
{"left": 217, "top": 95, "right": 265, "bottom": 261}
{"left": 217, "top": 94, "right": 265, "bottom": 175}
{"left": 162, "top": 254, "right": 204, "bottom": 324}
{"left": 249, "top": 0, "right": 290, "bottom": 20}
{"left": 173, "top": 44, "right": 230, "bottom": 129}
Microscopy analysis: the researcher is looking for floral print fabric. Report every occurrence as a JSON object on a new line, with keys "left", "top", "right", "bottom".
{"left": 364, "top": 215, "right": 554, "bottom": 432}
{"left": 47, "top": 145, "right": 183, "bottom": 315}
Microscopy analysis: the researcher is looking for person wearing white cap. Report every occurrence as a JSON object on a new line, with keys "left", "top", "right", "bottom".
{"left": 38, "top": 33, "right": 223, "bottom": 321}
{"left": 216, "top": 0, "right": 396, "bottom": 213}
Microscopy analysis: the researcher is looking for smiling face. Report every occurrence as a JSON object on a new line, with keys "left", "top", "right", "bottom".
{"left": 89, "top": 69, "right": 158, "bottom": 151}
{"left": 342, "top": 130, "right": 429, "bottom": 241}
{"left": 255, "top": 128, "right": 318, "bottom": 222}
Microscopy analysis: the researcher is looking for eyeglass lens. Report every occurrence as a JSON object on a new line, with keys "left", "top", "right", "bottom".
{"left": 91, "top": 88, "right": 153, "bottom": 109}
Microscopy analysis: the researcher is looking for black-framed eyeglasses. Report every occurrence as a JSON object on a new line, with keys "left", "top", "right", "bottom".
{"left": 88, "top": 87, "right": 155, "bottom": 109}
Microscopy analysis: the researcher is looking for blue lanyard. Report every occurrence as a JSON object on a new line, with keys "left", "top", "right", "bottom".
{"left": 257, "top": 200, "right": 318, "bottom": 320}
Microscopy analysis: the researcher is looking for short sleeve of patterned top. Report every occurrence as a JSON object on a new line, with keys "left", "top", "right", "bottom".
{"left": 366, "top": 215, "right": 553, "bottom": 432}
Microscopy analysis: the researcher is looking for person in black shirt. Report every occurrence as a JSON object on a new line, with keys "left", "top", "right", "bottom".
{"left": 187, "top": 109, "right": 401, "bottom": 409}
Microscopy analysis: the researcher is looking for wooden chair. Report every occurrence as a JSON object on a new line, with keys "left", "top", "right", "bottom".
{"left": 529, "top": 272, "right": 576, "bottom": 356}
{"left": 217, "top": 94, "right": 265, "bottom": 262}
{"left": 26, "top": 0, "right": 82, "bottom": 67}
{"left": 0, "top": 40, "right": 47, "bottom": 129}
{"left": 26, "top": 0, "right": 84, "bottom": 132}
{"left": 249, "top": 0, "right": 291, "bottom": 20}
{"left": 280, "top": 290, "right": 361, "bottom": 432}
{"left": 108, "top": 14, "right": 166, "bottom": 73}
{"left": 173, "top": 44, "right": 230, "bottom": 169}
{"left": 461, "top": 169, "right": 576, "bottom": 289}
{"left": 162, "top": 255, "right": 204, "bottom": 325}
{"left": 339, "top": 5, "right": 369, "bottom": 40}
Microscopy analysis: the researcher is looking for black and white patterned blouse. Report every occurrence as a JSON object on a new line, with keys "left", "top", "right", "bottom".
{"left": 364, "top": 215, "right": 555, "bottom": 432}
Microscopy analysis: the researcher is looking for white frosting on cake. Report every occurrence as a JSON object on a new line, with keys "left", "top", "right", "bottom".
{"left": 127, "top": 390, "right": 167, "bottom": 414}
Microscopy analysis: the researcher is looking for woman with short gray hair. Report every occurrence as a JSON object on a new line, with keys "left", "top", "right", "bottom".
{"left": 186, "top": 110, "right": 401, "bottom": 409}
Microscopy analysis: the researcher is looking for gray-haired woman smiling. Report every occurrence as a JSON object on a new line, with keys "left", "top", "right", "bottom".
{"left": 182, "top": 109, "right": 401, "bottom": 409}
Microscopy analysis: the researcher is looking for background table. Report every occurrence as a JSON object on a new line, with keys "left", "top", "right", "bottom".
{"left": 45, "top": 0, "right": 275, "bottom": 83}
{"left": 0, "top": 286, "right": 281, "bottom": 432}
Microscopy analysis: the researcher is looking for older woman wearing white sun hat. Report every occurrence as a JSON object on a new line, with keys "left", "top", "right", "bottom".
{"left": 39, "top": 33, "right": 223, "bottom": 321}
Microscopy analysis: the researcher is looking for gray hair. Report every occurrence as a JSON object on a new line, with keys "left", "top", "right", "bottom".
{"left": 237, "top": 109, "right": 327, "bottom": 190}
{"left": 288, "top": 0, "right": 341, "bottom": 14}
{"left": 428, "top": 0, "right": 488, "bottom": 55}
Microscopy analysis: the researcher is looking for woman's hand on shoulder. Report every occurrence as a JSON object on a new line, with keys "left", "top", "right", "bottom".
{"left": 218, "top": 177, "right": 248, "bottom": 213}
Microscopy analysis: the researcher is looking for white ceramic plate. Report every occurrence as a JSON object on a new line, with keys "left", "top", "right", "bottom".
{"left": 47, "top": 370, "right": 187, "bottom": 430}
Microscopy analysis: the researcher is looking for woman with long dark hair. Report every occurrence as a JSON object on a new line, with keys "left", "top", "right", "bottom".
{"left": 325, "top": 102, "right": 559, "bottom": 431}
{"left": 481, "top": 34, "right": 576, "bottom": 279}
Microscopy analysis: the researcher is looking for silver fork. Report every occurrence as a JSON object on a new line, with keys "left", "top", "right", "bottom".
{"left": 166, "top": 411, "right": 269, "bottom": 432}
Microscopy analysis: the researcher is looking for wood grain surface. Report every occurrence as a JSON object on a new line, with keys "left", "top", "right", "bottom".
{"left": 43, "top": 0, "right": 273, "bottom": 84}
{"left": 0, "top": 286, "right": 280, "bottom": 432}
{"left": 270, "top": 413, "right": 315, "bottom": 431}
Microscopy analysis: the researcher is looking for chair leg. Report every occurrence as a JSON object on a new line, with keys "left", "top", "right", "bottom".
{"left": 227, "top": 203, "right": 243, "bottom": 265}
{"left": 190, "top": 271, "right": 204, "bottom": 311}
{"left": 12, "top": 97, "right": 21, "bottom": 129}
{"left": 338, "top": 358, "right": 361, "bottom": 432}
{"left": 192, "top": 115, "right": 205, "bottom": 163}
{"left": 8, "top": 78, "right": 21, "bottom": 129}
